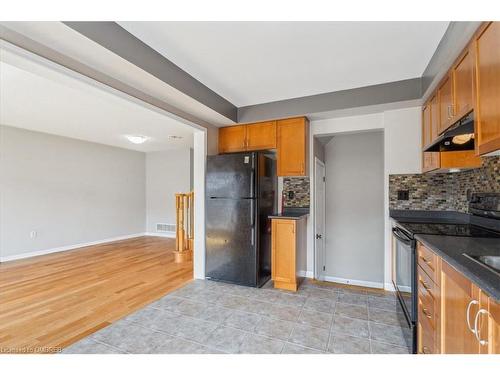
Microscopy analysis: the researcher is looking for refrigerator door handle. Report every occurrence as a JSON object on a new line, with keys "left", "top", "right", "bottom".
{"left": 250, "top": 198, "right": 255, "bottom": 227}
{"left": 250, "top": 198, "right": 256, "bottom": 247}
{"left": 250, "top": 153, "right": 255, "bottom": 198}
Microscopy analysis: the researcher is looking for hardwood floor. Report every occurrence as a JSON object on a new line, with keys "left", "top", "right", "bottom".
{"left": 0, "top": 236, "right": 193, "bottom": 353}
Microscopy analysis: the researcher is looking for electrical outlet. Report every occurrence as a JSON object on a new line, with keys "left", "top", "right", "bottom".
{"left": 397, "top": 190, "right": 410, "bottom": 201}
{"left": 30, "top": 231, "right": 37, "bottom": 239}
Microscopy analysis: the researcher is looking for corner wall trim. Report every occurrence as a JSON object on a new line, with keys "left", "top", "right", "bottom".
{"left": 297, "top": 270, "right": 314, "bottom": 278}
{"left": 0, "top": 233, "right": 146, "bottom": 262}
{"left": 323, "top": 276, "right": 384, "bottom": 290}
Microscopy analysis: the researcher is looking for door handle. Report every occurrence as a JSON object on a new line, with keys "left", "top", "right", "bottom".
{"left": 316, "top": 234, "right": 322, "bottom": 239}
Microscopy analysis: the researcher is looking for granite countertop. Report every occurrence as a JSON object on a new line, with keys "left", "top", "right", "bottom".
{"left": 390, "top": 210, "right": 500, "bottom": 302}
{"left": 269, "top": 208, "right": 309, "bottom": 220}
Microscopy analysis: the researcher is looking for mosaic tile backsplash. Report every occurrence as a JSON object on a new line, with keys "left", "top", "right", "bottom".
{"left": 389, "top": 156, "right": 500, "bottom": 212}
{"left": 283, "top": 177, "right": 310, "bottom": 208}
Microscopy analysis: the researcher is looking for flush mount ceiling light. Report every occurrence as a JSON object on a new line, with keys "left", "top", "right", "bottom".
{"left": 167, "top": 135, "right": 184, "bottom": 140}
{"left": 125, "top": 135, "right": 148, "bottom": 144}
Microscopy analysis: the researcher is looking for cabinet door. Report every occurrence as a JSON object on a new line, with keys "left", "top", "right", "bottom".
{"left": 422, "top": 98, "right": 440, "bottom": 173}
{"left": 475, "top": 22, "right": 500, "bottom": 155}
{"left": 441, "top": 261, "right": 480, "bottom": 354}
{"left": 218, "top": 125, "right": 247, "bottom": 153}
{"left": 438, "top": 75, "right": 454, "bottom": 134}
{"left": 422, "top": 104, "right": 432, "bottom": 149}
{"left": 246, "top": 121, "right": 277, "bottom": 151}
{"left": 422, "top": 103, "right": 439, "bottom": 173}
{"left": 271, "top": 219, "right": 296, "bottom": 286}
{"left": 488, "top": 297, "right": 500, "bottom": 354}
{"left": 277, "top": 117, "right": 308, "bottom": 176}
{"left": 453, "top": 47, "right": 474, "bottom": 119}
{"left": 430, "top": 95, "right": 440, "bottom": 141}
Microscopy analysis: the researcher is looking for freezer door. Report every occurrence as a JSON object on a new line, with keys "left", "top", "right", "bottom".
{"left": 256, "top": 153, "right": 277, "bottom": 285}
{"left": 206, "top": 198, "right": 257, "bottom": 286}
{"left": 206, "top": 153, "right": 255, "bottom": 198}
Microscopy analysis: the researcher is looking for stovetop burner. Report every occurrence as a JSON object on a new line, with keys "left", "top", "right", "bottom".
{"left": 398, "top": 222, "right": 500, "bottom": 238}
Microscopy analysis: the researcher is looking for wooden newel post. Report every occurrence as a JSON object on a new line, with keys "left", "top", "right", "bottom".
{"left": 174, "top": 192, "right": 194, "bottom": 263}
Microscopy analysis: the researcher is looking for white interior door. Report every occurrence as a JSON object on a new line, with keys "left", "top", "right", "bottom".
{"left": 314, "top": 158, "right": 326, "bottom": 280}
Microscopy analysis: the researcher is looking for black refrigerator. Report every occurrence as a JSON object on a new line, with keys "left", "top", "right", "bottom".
{"left": 206, "top": 152, "right": 277, "bottom": 287}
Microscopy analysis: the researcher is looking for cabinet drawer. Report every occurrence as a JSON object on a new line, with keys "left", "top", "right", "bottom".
{"left": 418, "top": 319, "right": 436, "bottom": 354}
{"left": 418, "top": 289, "right": 437, "bottom": 332}
{"left": 418, "top": 265, "right": 438, "bottom": 302}
{"left": 417, "top": 243, "right": 438, "bottom": 283}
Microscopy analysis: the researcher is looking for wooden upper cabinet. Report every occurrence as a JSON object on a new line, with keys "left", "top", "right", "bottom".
{"left": 246, "top": 121, "right": 276, "bottom": 151}
{"left": 430, "top": 95, "right": 440, "bottom": 141}
{"left": 277, "top": 117, "right": 308, "bottom": 176}
{"left": 452, "top": 47, "right": 475, "bottom": 120}
{"left": 422, "top": 97, "right": 440, "bottom": 173}
{"left": 475, "top": 22, "right": 500, "bottom": 155}
{"left": 441, "top": 261, "right": 481, "bottom": 354}
{"left": 438, "top": 75, "right": 454, "bottom": 134}
{"left": 218, "top": 125, "right": 246, "bottom": 153}
{"left": 422, "top": 103, "right": 432, "bottom": 149}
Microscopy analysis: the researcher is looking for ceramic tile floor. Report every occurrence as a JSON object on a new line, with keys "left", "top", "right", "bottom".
{"left": 63, "top": 279, "right": 412, "bottom": 354}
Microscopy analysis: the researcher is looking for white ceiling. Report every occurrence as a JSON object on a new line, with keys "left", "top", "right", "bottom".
{"left": 1, "top": 21, "right": 234, "bottom": 126}
{"left": 0, "top": 45, "right": 195, "bottom": 152}
{"left": 119, "top": 21, "right": 449, "bottom": 107}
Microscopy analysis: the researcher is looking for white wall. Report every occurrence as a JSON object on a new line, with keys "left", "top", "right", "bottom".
{"left": 146, "top": 149, "right": 191, "bottom": 234}
{"left": 0, "top": 125, "right": 146, "bottom": 260}
{"left": 382, "top": 107, "right": 421, "bottom": 289}
{"left": 324, "top": 131, "right": 384, "bottom": 286}
{"left": 309, "top": 106, "right": 422, "bottom": 289}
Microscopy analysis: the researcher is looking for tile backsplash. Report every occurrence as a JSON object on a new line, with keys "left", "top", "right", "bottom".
{"left": 389, "top": 156, "right": 500, "bottom": 212}
{"left": 283, "top": 177, "right": 310, "bottom": 208}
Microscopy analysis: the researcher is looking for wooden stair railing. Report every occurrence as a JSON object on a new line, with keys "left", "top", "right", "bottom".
{"left": 174, "top": 192, "right": 194, "bottom": 263}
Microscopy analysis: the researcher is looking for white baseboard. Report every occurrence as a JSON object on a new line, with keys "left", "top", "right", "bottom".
{"left": 297, "top": 270, "right": 314, "bottom": 278}
{"left": 0, "top": 233, "right": 146, "bottom": 262}
{"left": 144, "top": 232, "right": 176, "bottom": 238}
{"left": 323, "top": 276, "right": 384, "bottom": 289}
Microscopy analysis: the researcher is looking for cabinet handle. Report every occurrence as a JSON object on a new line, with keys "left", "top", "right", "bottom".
{"left": 422, "top": 307, "right": 432, "bottom": 319}
{"left": 450, "top": 104, "right": 455, "bottom": 117}
{"left": 466, "top": 299, "right": 479, "bottom": 333}
{"left": 419, "top": 255, "right": 433, "bottom": 268}
{"left": 421, "top": 346, "right": 431, "bottom": 354}
{"left": 473, "top": 308, "right": 489, "bottom": 346}
{"left": 420, "top": 279, "right": 431, "bottom": 291}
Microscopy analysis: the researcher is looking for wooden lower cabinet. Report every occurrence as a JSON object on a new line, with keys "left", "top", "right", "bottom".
{"left": 488, "top": 297, "right": 500, "bottom": 353}
{"left": 440, "top": 261, "right": 481, "bottom": 354}
{"left": 271, "top": 217, "right": 306, "bottom": 291}
{"left": 417, "top": 241, "right": 500, "bottom": 354}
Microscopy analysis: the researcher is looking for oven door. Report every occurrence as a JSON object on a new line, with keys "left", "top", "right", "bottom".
{"left": 392, "top": 226, "right": 416, "bottom": 326}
